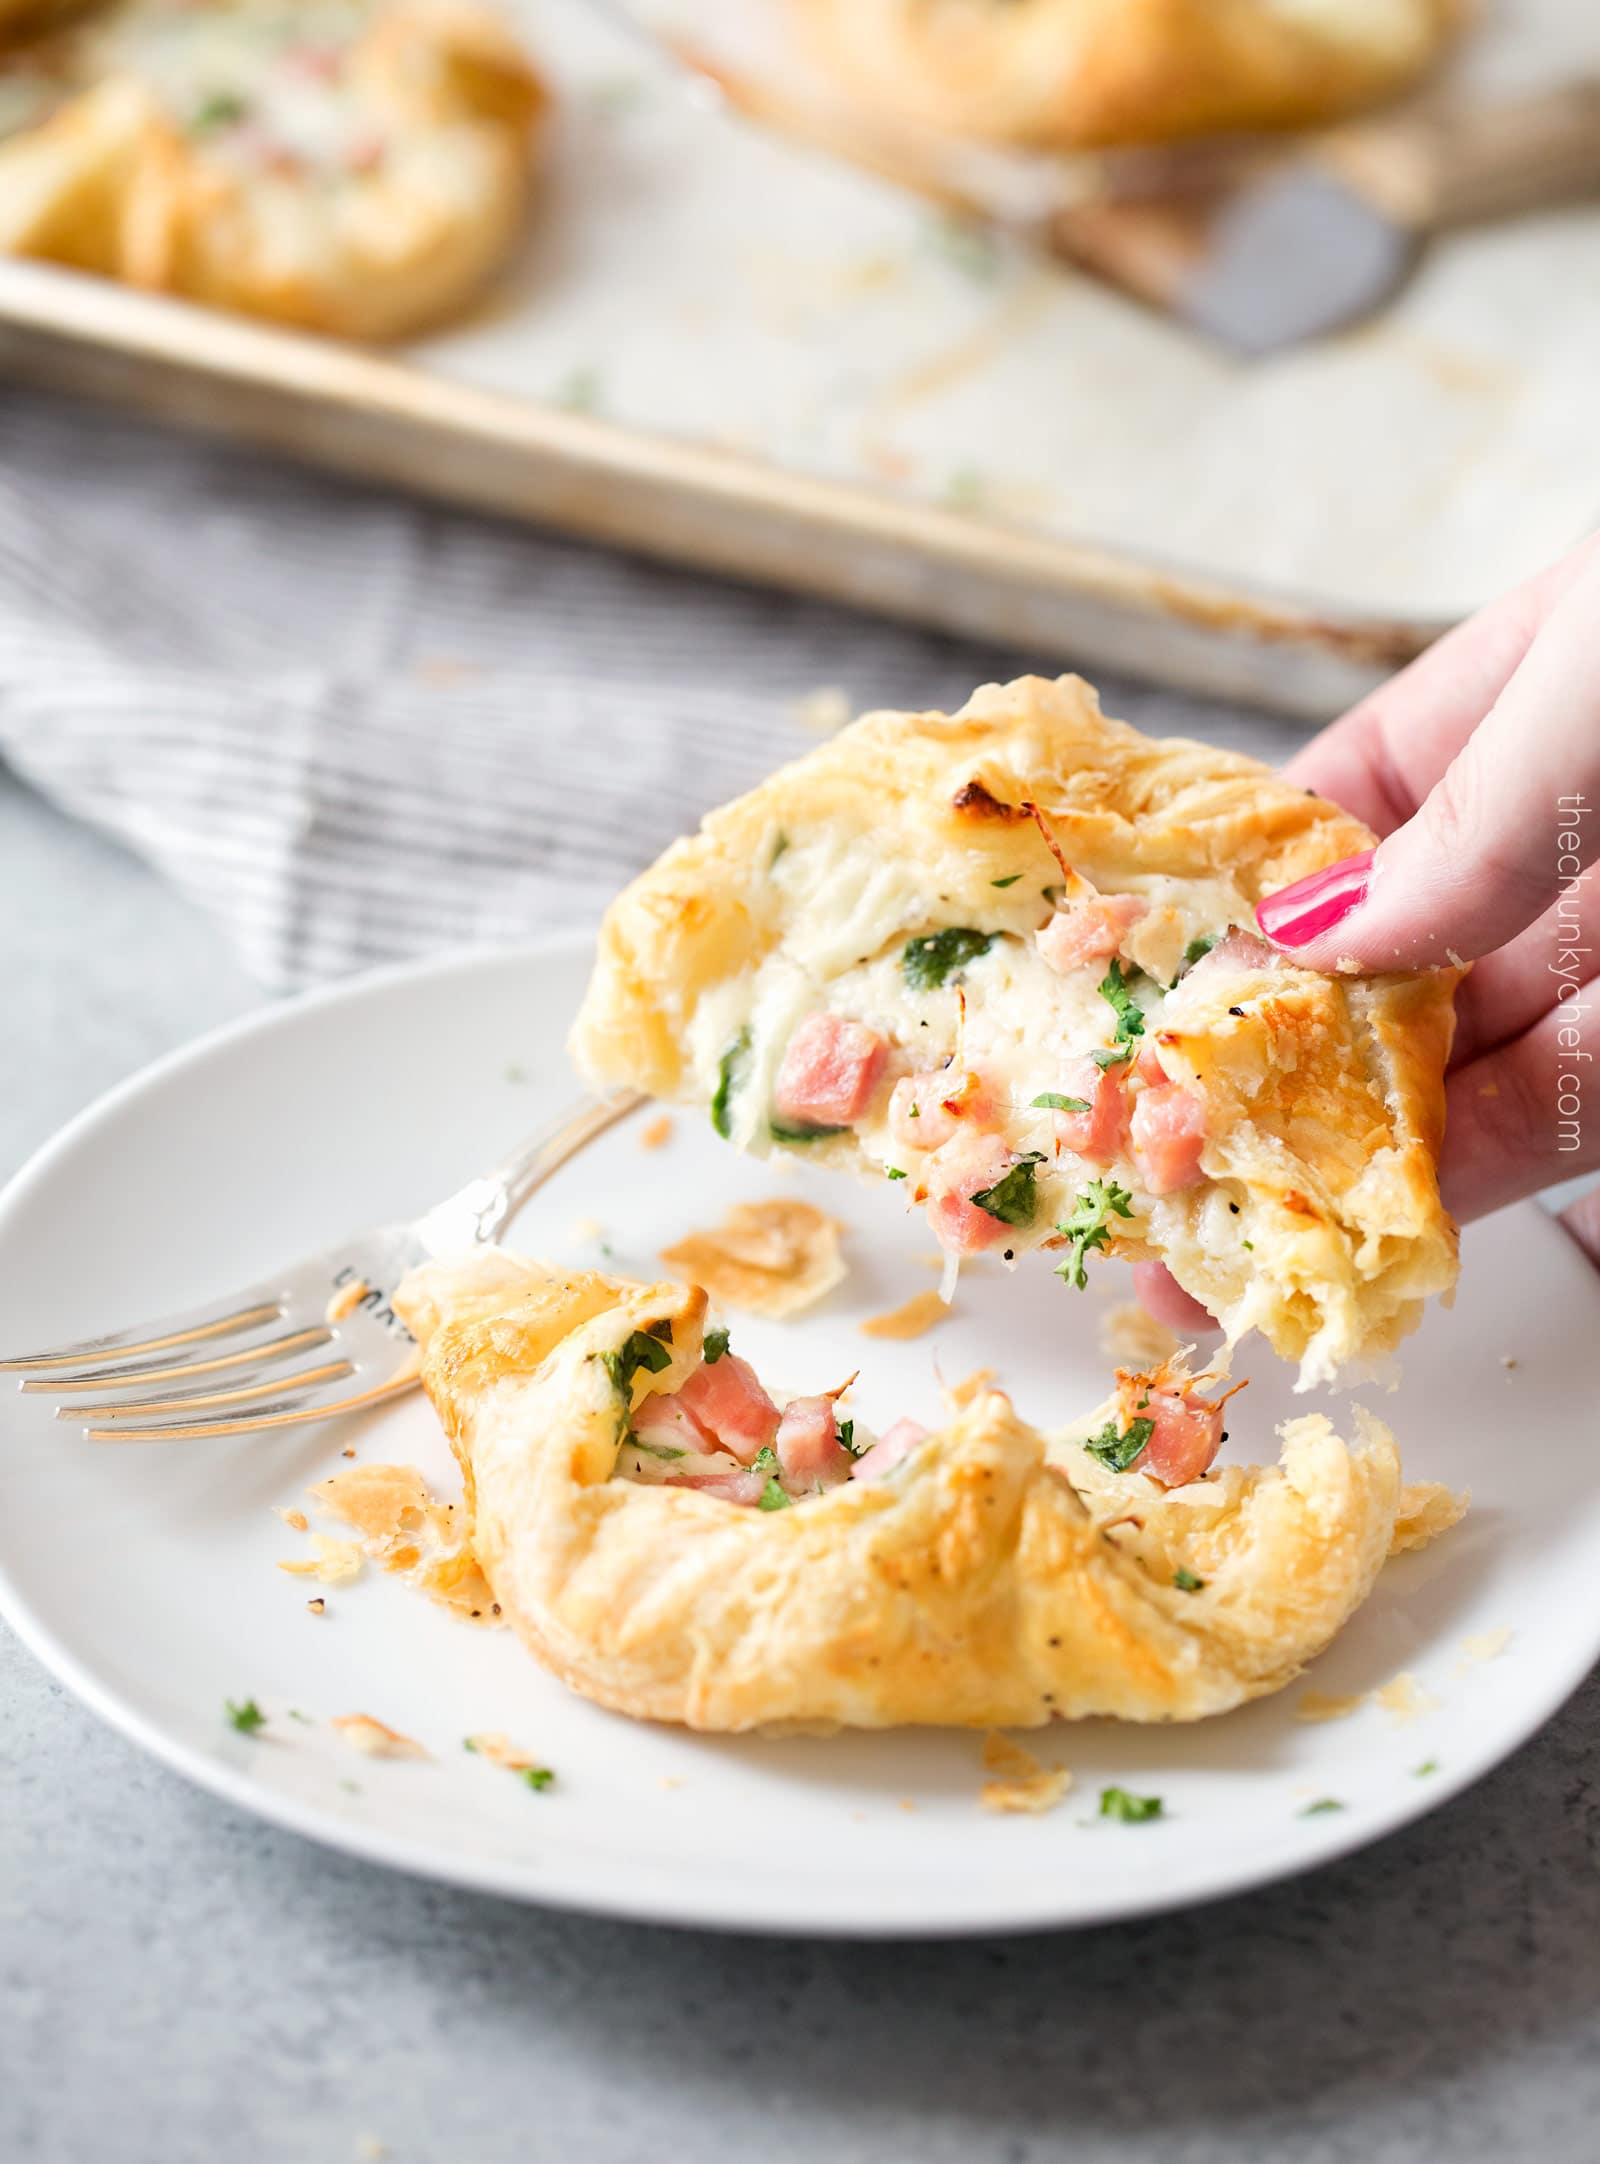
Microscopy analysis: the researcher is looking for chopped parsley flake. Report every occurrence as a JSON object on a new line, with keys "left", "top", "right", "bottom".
{"left": 624, "top": 1433, "right": 684, "bottom": 1461}
{"left": 837, "top": 1419, "right": 861, "bottom": 1457}
{"left": 1100, "top": 1786, "right": 1163, "bottom": 1824}
{"left": 1083, "top": 1416, "right": 1154, "bottom": 1474}
{"left": 1300, "top": 1798, "right": 1345, "bottom": 1816}
{"left": 599, "top": 1329, "right": 673, "bottom": 1400}
{"left": 769, "top": 1119, "right": 846, "bottom": 1143}
{"left": 1031, "top": 1092, "right": 1090, "bottom": 1113}
{"left": 902, "top": 927, "right": 993, "bottom": 992}
{"left": 886, "top": 1166, "right": 907, "bottom": 1181}
{"left": 1414, "top": 1759, "right": 1440, "bottom": 1778}
{"left": 751, "top": 1447, "right": 779, "bottom": 1475}
{"left": 192, "top": 90, "right": 249, "bottom": 132}
{"left": 1089, "top": 1045, "right": 1135, "bottom": 1070}
{"left": 1172, "top": 1566, "right": 1206, "bottom": 1593}
{"left": 1098, "top": 959, "right": 1147, "bottom": 1047}
{"left": 770, "top": 830, "right": 789, "bottom": 870}
{"left": 970, "top": 1151, "right": 1045, "bottom": 1228}
{"left": 990, "top": 873, "right": 1022, "bottom": 889}
{"left": 1054, "top": 1177, "right": 1135, "bottom": 1290}
{"left": 758, "top": 1477, "right": 791, "bottom": 1511}
{"left": 1176, "top": 933, "right": 1221, "bottom": 984}
{"left": 225, "top": 1697, "right": 266, "bottom": 1735}
{"left": 521, "top": 1766, "right": 555, "bottom": 1792}
{"left": 703, "top": 1327, "right": 730, "bottom": 1365}
{"left": 710, "top": 1026, "right": 751, "bottom": 1139}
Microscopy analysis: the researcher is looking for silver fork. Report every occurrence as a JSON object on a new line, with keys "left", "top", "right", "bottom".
{"left": 1, "top": 1090, "right": 647, "bottom": 1442}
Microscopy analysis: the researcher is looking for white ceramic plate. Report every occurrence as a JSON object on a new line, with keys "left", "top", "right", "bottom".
{"left": 2, "top": 934, "right": 1597, "bottom": 1937}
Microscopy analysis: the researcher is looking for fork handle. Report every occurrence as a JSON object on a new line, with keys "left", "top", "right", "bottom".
{"left": 486, "top": 1089, "right": 650, "bottom": 1232}
{"left": 1322, "top": 81, "right": 1600, "bottom": 231}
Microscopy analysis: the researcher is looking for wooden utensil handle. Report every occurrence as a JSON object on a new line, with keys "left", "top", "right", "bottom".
{"left": 1324, "top": 81, "right": 1600, "bottom": 231}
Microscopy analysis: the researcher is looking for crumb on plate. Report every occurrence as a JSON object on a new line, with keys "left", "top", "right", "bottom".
{"left": 1374, "top": 1672, "right": 1438, "bottom": 1724}
{"left": 639, "top": 1114, "right": 674, "bottom": 1151}
{"left": 980, "top": 1732, "right": 1072, "bottom": 1816}
{"left": 275, "top": 1507, "right": 309, "bottom": 1533}
{"left": 331, "top": 1715, "right": 427, "bottom": 1760}
{"left": 661, "top": 1198, "right": 845, "bottom": 1319}
{"left": 277, "top": 1535, "right": 364, "bottom": 1586}
{"left": 859, "top": 1289, "right": 950, "bottom": 1342}
{"left": 1295, "top": 1690, "right": 1366, "bottom": 1724}
{"left": 1458, "top": 1628, "right": 1513, "bottom": 1667}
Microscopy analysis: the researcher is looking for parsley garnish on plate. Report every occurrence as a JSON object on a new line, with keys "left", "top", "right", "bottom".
{"left": 1031, "top": 1091, "right": 1090, "bottom": 1113}
{"left": 1414, "top": 1759, "right": 1440, "bottom": 1778}
{"left": 1100, "top": 1786, "right": 1163, "bottom": 1823}
{"left": 1300, "top": 1798, "right": 1345, "bottom": 1816}
{"left": 902, "top": 927, "right": 993, "bottom": 992}
{"left": 600, "top": 1329, "right": 673, "bottom": 1400}
{"left": 1083, "top": 1417, "right": 1154, "bottom": 1473}
{"left": 1172, "top": 1566, "right": 1206, "bottom": 1593}
{"left": 226, "top": 1697, "right": 266, "bottom": 1735}
{"left": 703, "top": 1327, "right": 730, "bottom": 1365}
{"left": 521, "top": 1766, "right": 556, "bottom": 1792}
{"left": 710, "top": 1026, "right": 751, "bottom": 1139}
{"left": 885, "top": 1166, "right": 907, "bottom": 1181}
{"left": 1054, "top": 1177, "right": 1135, "bottom": 1290}
{"left": 971, "top": 1151, "right": 1045, "bottom": 1228}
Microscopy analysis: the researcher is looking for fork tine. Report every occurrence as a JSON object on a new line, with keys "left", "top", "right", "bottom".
{"left": 82, "top": 1366, "right": 419, "bottom": 1443}
{"left": 22, "top": 1327, "right": 334, "bottom": 1394}
{"left": 64, "top": 1360, "right": 356, "bottom": 1422}
{"left": 0, "top": 1299, "right": 284, "bottom": 1373}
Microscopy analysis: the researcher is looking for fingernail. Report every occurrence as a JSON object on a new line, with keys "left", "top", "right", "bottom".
{"left": 1256, "top": 848, "right": 1374, "bottom": 949}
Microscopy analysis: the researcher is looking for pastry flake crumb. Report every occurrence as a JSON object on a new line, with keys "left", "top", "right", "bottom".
{"left": 980, "top": 1732, "right": 1072, "bottom": 1815}
{"left": 1389, "top": 1481, "right": 1470, "bottom": 1556}
{"left": 325, "top": 1278, "right": 368, "bottom": 1324}
{"left": 793, "top": 685, "right": 852, "bottom": 734}
{"left": 1098, "top": 1300, "right": 1180, "bottom": 1369}
{"left": 355, "top": 2136, "right": 387, "bottom": 2161}
{"left": 306, "top": 1464, "right": 504, "bottom": 1629}
{"left": 278, "top": 1536, "right": 364, "bottom": 1585}
{"left": 463, "top": 1731, "right": 539, "bottom": 1771}
{"left": 306, "top": 1597, "right": 326, "bottom": 1617}
{"left": 275, "top": 1506, "right": 309, "bottom": 1533}
{"left": 661, "top": 1198, "right": 845, "bottom": 1319}
{"left": 945, "top": 1366, "right": 998, "bottom": 1411}
{"left": 311, "top": 1463, "right": 429, "bottom": 1544}
{"left": 569, "top": 1215, "right": 606, "bottom": 1244}
{"left": 659, "top": 1775, "right": 684, "bottom": 1790}
{"left": 331, "top": 1715, "right": 427, "bottom": 1760}
{"left": 1296, "top": 1689, "right": 1366, "bottom": 1724}
{"left": 639, "top": 1114, "right": 674, "bottom": 1151}
{"left": 1374, "top": 1672, "right": 1438, "bottom": 1724}
{"left": 859, "top": 1289, "right": 950, "bottom": 1342}
{"left": 1459, "top": 1628, "right": 1513, "bottom": 1667}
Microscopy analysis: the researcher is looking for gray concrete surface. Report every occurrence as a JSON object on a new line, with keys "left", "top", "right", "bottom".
{"left": 4, "top": 651, "right": 1600, "bottom": 2164}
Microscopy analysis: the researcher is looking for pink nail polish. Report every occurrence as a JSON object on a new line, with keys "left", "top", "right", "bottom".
{"left": 1256, "top": 849, "right": 1374, "bottom": 948}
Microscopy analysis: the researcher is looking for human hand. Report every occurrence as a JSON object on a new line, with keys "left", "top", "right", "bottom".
{"left": 1140, "top": 534, "right": 1600, "bottom": 1336}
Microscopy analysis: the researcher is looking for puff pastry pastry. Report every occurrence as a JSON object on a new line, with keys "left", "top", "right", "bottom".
{"left": 0, "top": 0, "right": 546, "bottom": 340}
{"left": 572, "top": 675, "right": 1460, "bottom": 1388}
{"left": 396, "top": 1250, "right": 1417, "bottom": 1733}
{"left": 796, "top": 0, "right": 1459, "bottom": 151}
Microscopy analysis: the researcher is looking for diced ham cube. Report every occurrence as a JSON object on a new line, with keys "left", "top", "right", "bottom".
{"left": 1052, "top": 1055, "right": 1129, "bottom": 1165}
{"left": 1130, "top": 1084, "right": 1208, "bottom": 1196}
{"left": 773, "top": 1013, "right": 887, "bottom": 1130}
{"left": 850, "top": 1417, "right": 927, "bottom": 1485}
{"left": 1189, "top": 929, "right": 1281, "bottom": 979}
{"left": 1134, "top": 1388, "right": 1225, "bottom": 1488}
{"left": 888, "top": 1066, "right": 996, "bottom": 1153}
{"left": 664, "top": 1468, "right": 769, "bottom": 1507}
{"left": 668, "top": 1354, "right": 780, "bottom": 1465}
{"left": 1037, "top": 894, "right": 1148, "bottom": 975}
{"left": 775, "top": 1395, "right": 853, "bottom": 1493}
{"left": 925, "top": 1130, "right": 1015, "bottom": 1254}
{"left": 630, "top": 1397, "right": 713, "bottom": 1454}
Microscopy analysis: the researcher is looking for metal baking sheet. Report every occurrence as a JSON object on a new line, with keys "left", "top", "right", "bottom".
{"left": 0, "top": 0, "right": 1595, "bottom": 717}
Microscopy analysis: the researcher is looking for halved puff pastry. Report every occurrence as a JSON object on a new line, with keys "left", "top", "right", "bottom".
{"left": 397, "top": 1250, "right": 1415, "bottom": 1732}
{"left": 571, "top": 675, "right": 1460, "bottom": 1388}
{"left": 795, "top": 0, "right": 1459, "bottom": 151}
{"left": 0, "top": 0, "right": 546, "bottom": 340}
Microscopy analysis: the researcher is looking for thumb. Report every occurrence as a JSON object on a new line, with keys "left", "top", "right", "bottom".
{"left": 1257, "top": 549, "right": 1600, "bottom": 972}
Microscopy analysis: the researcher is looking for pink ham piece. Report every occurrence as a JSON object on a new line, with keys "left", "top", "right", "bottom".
{"left": 775, "top": 1395, "right": 853, "bottom": 1493}
{"left": 664, "top": 1468, "right": 769, "bottom": 1507}
{"left": 1188, "top": 929, "right": 1282, "bottom": 979}
{"left": 888, "top": 1066, "right": 997, "bottom": 1153}
{"left": 662, "top": 1354, "right": 780, "bottom": 1465}
{"left": 773, "top": 1013, "right": 887, "bottom": 1130}
{"left": 850, "top": 1417, "right": 927, "bottom": 1485}
{"left": 1037, "top": 894, "right": 1147, "bottom": 975}
{"left": 925, "top": 1130, "right": 1016, "bottom": 1254}
{"left": 1130, "top": 1084, "right": 1208, "bottom": 1195}
{"left": 1132, "top": 1388, "right": 1226, "bottom": 1488}
{"left": 1052, "top": 1055, "right": 1129, "bottom": 1165}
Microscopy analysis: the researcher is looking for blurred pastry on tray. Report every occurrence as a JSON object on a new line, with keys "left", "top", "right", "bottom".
{"left": 0, "top": 0, "right": 548, "bottom": 340}
{"left": 794, "top": 0, "right": 1461, "bottom": 150}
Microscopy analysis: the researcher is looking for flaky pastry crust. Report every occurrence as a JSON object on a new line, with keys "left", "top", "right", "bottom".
{"left": 571, "top": 675, "right": 1461, "bottom": 1386}
{"left": 398, "top": 1252, "right": 1408, "bottom": 1733}
{"left": 0, "top": 0, "right": 546, "bottom": 340}
{"left": 796, "top": 0, "right": 1459, "bottom": 151}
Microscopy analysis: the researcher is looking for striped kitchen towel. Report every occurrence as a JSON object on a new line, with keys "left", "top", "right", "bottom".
{"left": 0, "top": 390, "right": 1279, "bottom": 990}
